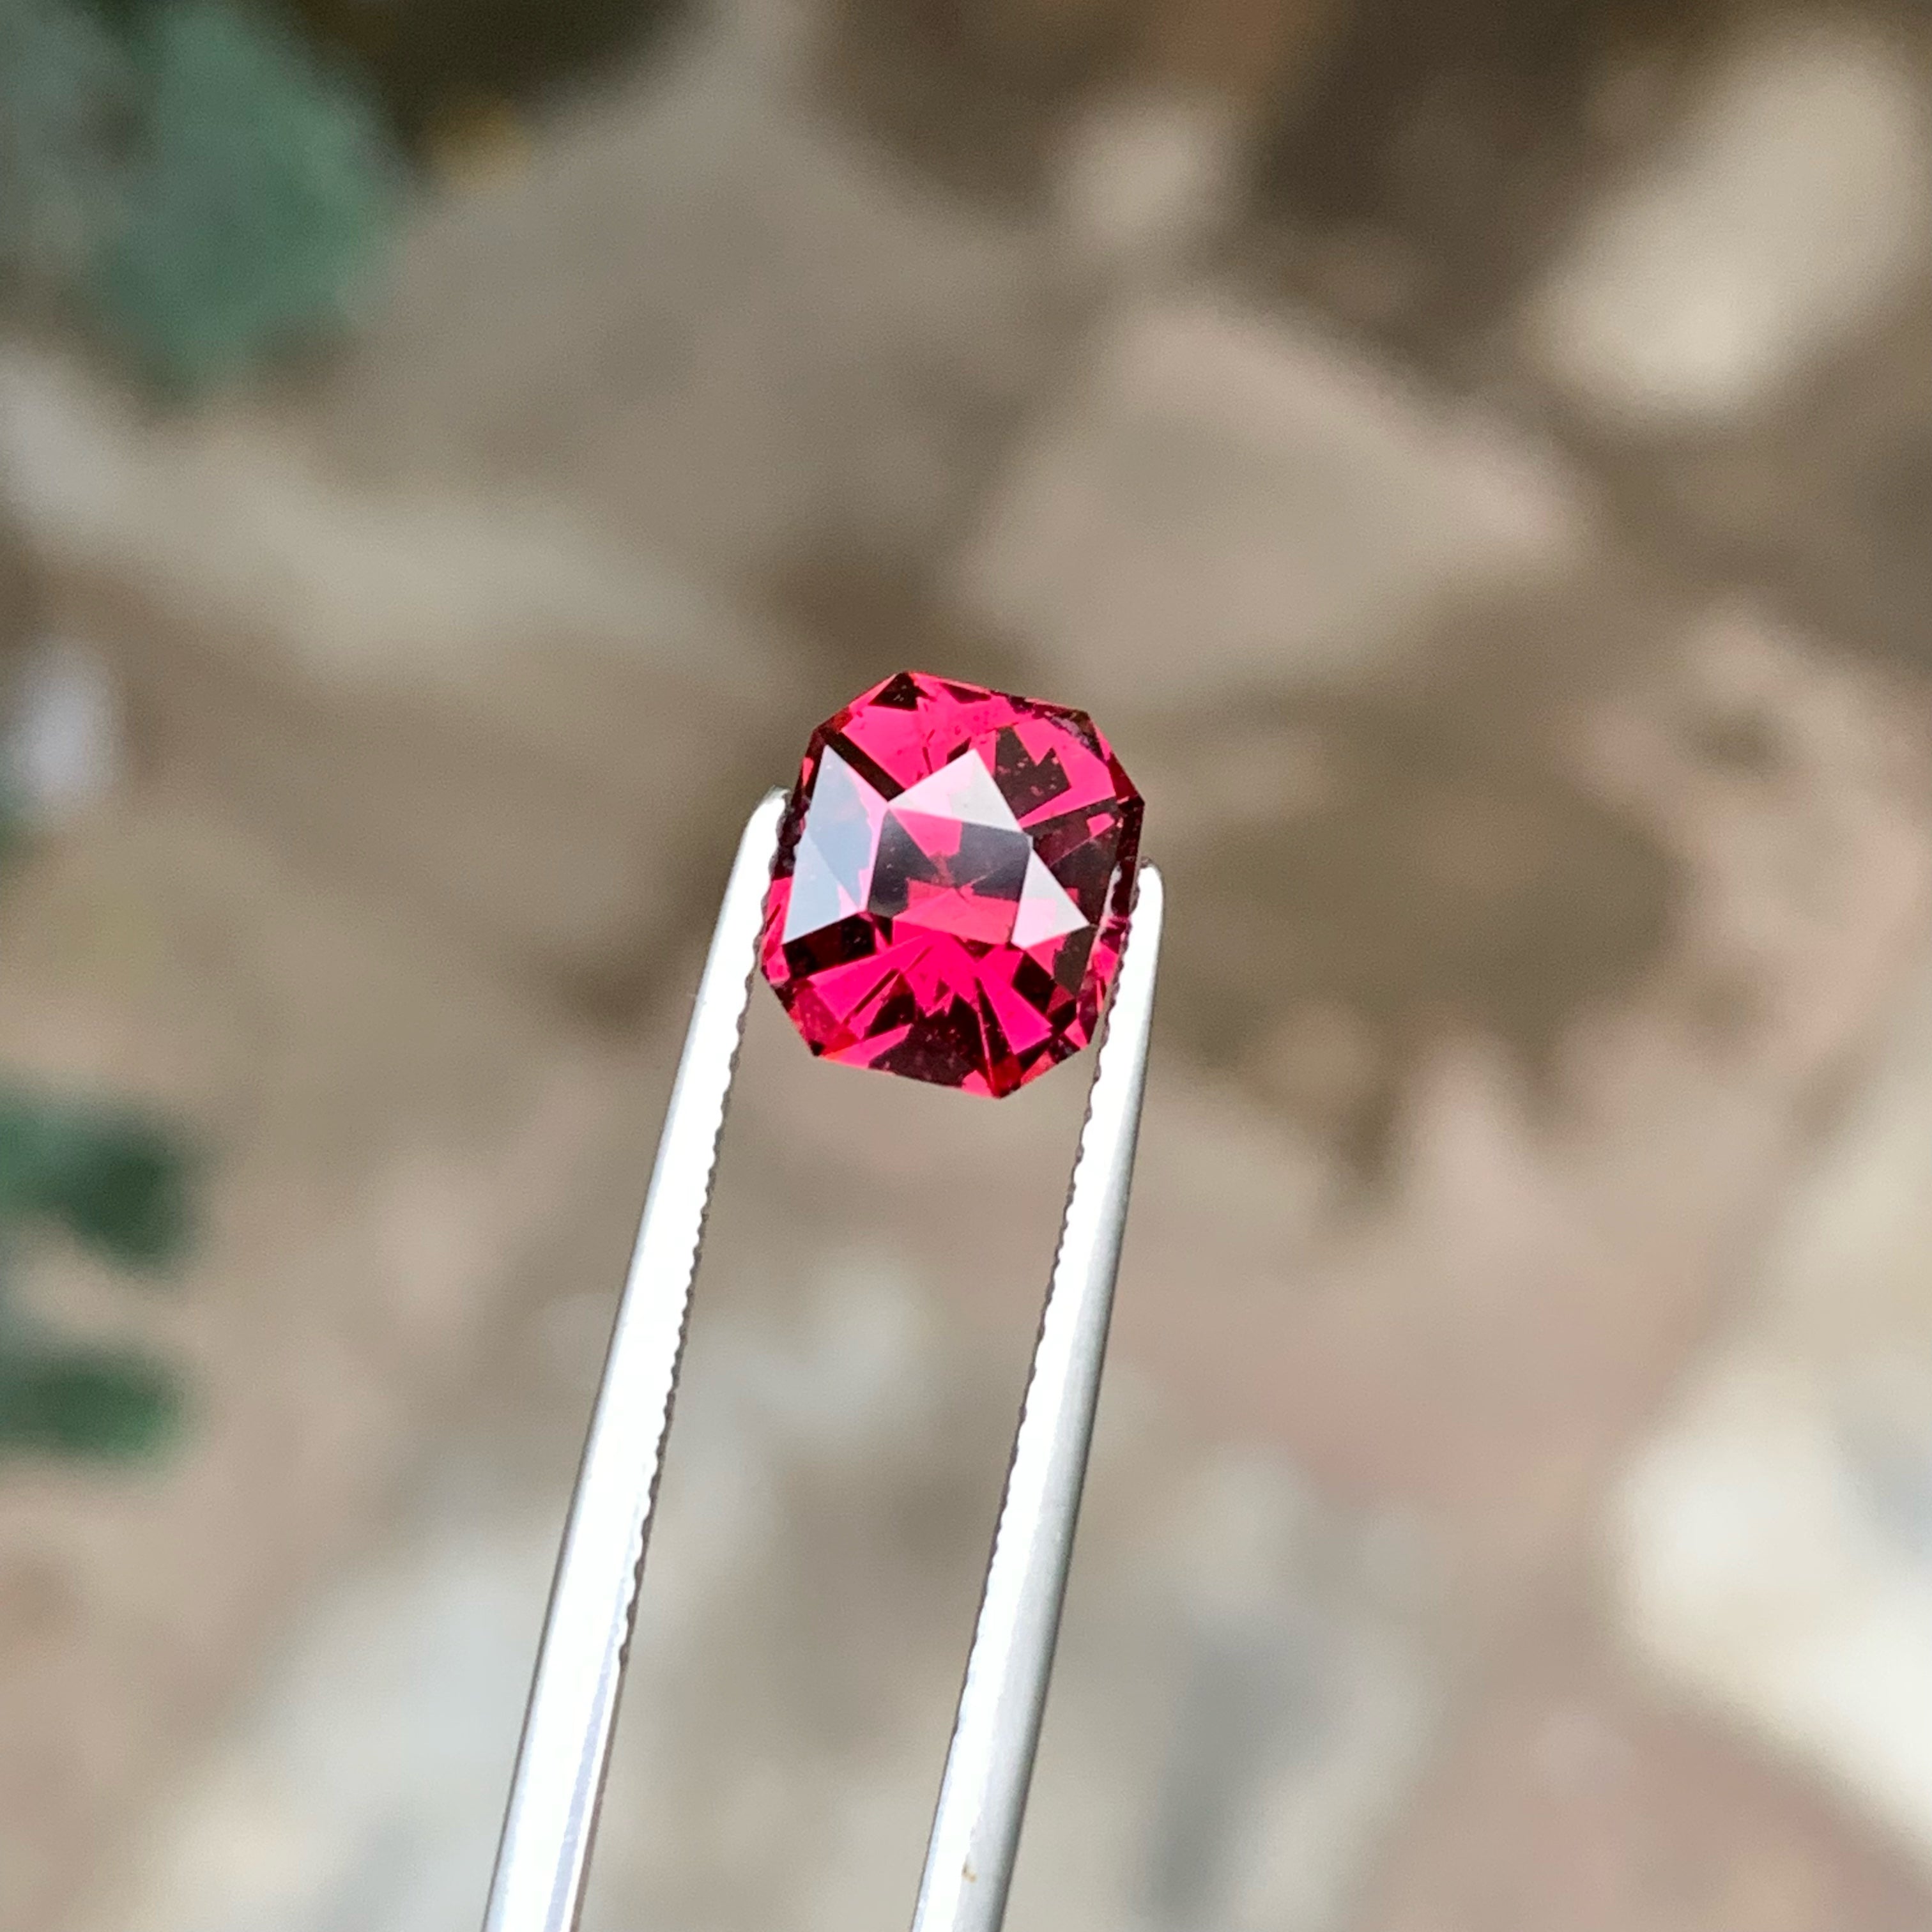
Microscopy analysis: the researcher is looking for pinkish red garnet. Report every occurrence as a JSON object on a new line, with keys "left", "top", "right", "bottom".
{"left": 760, "top": 671, "right": 1144, "bottom": 1098}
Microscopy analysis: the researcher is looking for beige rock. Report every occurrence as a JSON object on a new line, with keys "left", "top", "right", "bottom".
{"left": 1129, "top": 0, "right": 1346, "bottom": 105}
{"left": 1051, "top": 89, "right": 1243, "bottom": 280}
{"left": 0, "top": 349, "right": 802, "bottom": 995}
{"left": 1528, "top": 20, "right": 1932, "bottom": 429}
{"left": 1101, "top": 594, "right": 1929, "bottom": 1593}
{"left": 1618, "top": 937, "right": 1932, "bottom": 1871}
{"left": 321, "top": 4, "right": 1058, "bottom": 586}
{"left": 955, "top": 289, "right": 1591, "bottom": 705}
{"left": 1363, "top": 1613, "right": 1932, "bottom": 1932}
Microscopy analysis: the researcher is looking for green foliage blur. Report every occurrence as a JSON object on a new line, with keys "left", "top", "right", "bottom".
{"left": 0, "top": 0, "right": 399, "bottom": 394}
{"left": 0, "top": 1087, "right": 194, "bottom": 1461}
{"left": 0, "top": 796, "right": 195, "bottom": 1460}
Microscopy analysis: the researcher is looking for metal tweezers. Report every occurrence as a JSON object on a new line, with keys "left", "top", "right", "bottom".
{"left": 482, "top": 790, "right": 1164, "bottom": 1932}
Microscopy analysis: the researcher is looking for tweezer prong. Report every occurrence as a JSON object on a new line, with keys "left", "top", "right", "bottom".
{"left": 482, "top": 793, "right": 1163, "bottom": 1932}
{"left": 483, "top": 790, "right": 785, "bottom": 1932}
{"left": 911, "top": 860, "right": 1163, "bottom": 1932}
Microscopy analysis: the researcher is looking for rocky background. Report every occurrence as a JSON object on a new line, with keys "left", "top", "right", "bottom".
{"left": 4, "top": 0, "right": 1932, "bottom": 1927}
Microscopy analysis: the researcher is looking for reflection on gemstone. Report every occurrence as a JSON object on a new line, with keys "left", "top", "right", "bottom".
{"left": 1012, "top": 849, "right": 1087, "bottom": 948}
{"left": 762, "top": 673, "right": 1142, "bottom": 1097}
{"left": 783, "top": 747, "right": 887, "bottom": 942}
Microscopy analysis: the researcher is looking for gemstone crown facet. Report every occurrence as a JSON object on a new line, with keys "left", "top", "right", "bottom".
{"left": 760, "top": 671, "right": 1143, "bottom": 1097}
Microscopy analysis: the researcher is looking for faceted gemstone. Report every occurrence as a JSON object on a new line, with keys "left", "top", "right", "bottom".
{"left": 760, "top": 671, "right": 1144, "bottom": 1097}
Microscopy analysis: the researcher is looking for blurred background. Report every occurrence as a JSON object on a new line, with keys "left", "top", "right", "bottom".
{"left": 3, "top": 0, "right": 1932, "bottom": 1926}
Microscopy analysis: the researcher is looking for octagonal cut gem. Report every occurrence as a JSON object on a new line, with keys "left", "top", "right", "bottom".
{"left": 760, "top": 671, "right": 1143, "bottom": 1096}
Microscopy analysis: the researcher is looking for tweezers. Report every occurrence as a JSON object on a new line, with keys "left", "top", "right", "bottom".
{"left": 482, "top": 788, "right": 1164, "bottom": 1932}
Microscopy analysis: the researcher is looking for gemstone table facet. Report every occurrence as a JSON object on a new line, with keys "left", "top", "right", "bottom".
{"left": 760, "top": 671, "right": 1144, "bottom": 1096}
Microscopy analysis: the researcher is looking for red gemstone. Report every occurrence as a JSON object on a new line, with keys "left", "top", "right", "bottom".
{"left": 760, "top": 671, "right": 1144, "bottom": 1097}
